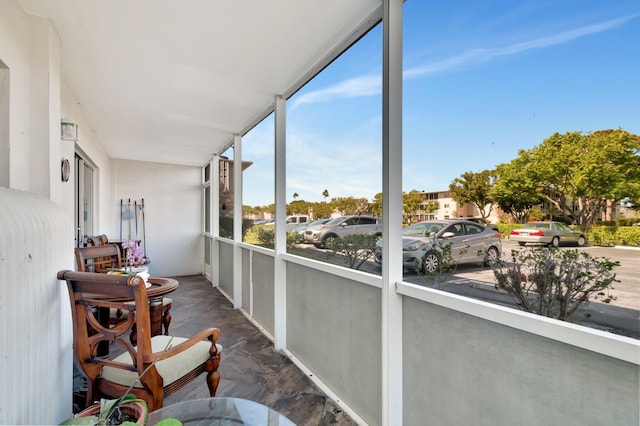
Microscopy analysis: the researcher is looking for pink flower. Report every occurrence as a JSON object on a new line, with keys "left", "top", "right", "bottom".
{"left": 121, "top": 240, "right": 146, "bottom": 266}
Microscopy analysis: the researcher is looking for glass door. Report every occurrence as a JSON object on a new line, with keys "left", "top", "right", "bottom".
{"left": 75, "top": 154, "right": 94, "bottom": 247}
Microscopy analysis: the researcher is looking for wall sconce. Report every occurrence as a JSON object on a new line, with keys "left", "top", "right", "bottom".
{"left": 61, "top": 119, "right": 78, "bottom": 141}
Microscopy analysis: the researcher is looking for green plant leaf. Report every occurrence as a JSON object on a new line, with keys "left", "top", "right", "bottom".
{"left": 59, "top": 416, "right": 99, "bottom": 425}
{"left": 156, "top": 418, "right": 184, "bottom": 426}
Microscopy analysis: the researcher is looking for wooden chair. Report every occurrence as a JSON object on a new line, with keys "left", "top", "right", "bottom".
{"left": 75, "top": 245, "right": 173, "bottom": 335}
{"left": 75, "top": 244, "right": 123, "bottom": 273}
{"left": 87, "top": 236, "right": 102, "bottom": 247}
{"left": 58, "top": 270, "right": 222, "bottom": 412}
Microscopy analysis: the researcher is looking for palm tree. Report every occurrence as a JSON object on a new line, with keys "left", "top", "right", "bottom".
{"left": 322, "top": 189, "right": 329, "bottom": 203}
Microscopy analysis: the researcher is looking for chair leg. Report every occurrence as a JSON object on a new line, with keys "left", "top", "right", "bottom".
{"left": 205, "top": 347, "right": 221, "bottom": 397}
{"left": 162, "top": 307, "right": 171, "bottom": 335}
{"left": 130, "top": 324, "right": 137, "bottom": 346}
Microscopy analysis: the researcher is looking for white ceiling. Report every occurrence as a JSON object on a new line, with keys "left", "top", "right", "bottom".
{"left": 18, "top": 0, "right": 382, "bottom": 167}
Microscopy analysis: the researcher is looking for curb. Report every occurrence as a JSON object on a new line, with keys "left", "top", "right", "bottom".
{"left": 614, "top": 246, "right": 640, "bottom": 251}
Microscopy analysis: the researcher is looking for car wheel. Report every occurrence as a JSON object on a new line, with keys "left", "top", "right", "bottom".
{"left": 484, "top": 246, "right": 500, "bottom": 266}
{"left": 422, "top": 251, "right": 440, "bottom": 273}
{"left": 322, "top": 234, "right": 337, "bottom": 249}
{"left": 517, "top": 242, "right": 526, "bottom": 247}
{"left": 550, "top": 236, "right": 560, "bottom": 247}
{"left": 577, "top": 235, "right": 586, "bottom": 247}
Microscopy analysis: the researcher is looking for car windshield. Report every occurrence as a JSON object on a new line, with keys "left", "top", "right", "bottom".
{"left": 308, "top": 219, "right": 329, "bottom": 227}
{"left": 403, "top": 222, "right": 445, "bottom": 237}
{"left": 325, "top": 217, "right": 346, "bottom": 225}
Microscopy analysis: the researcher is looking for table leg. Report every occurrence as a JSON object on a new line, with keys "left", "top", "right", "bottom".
{"left": 149, "top": 297, "right": 163, "bottom": 336}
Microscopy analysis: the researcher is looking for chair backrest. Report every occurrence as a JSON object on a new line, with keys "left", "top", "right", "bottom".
{"left": 58, "top": 271, "right": 154, "bottom": 400}
{"left": 76, "top": 244, "right": 122, "bottom": 273}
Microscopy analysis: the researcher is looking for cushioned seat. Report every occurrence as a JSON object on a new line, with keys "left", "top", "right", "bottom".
{"left": 102, "top": 335, "right": 223, "bottom": 388}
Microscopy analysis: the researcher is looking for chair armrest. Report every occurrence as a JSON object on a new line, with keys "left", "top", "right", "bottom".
{"left": 144, "top": 328, "right": 220, "bottom": 363}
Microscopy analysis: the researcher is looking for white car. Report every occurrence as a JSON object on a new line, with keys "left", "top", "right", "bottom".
{"left": 509, "top": 221, "right": 586, "bottom": 247}
{"left": 374, "top": 220, "right": 502, "bottom": 273}
{"left": 304, "top": 215, "right": 382, "bottom": 248}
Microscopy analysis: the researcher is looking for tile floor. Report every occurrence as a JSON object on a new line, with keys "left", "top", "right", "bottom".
{"left": 74, "top": 274, "right": 359, "bottom": 426}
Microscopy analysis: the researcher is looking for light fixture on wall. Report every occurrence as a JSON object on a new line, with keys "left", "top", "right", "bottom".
{"left": 61, "top": 119, "right": 78, "bottom": 141}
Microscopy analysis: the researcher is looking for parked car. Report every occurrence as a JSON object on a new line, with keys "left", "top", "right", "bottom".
{"left": 374, "top": 219, "right": 502, "bottom": 273}
{"left": 509, "top": 221, "right": 586, "bottom": 247}
{"left": 456, "top": 217, "right": 499, "bottom": 232}
{"left": 304, "top": 215, "right": 382, "bottom": 248}
{"left": 262, "top": 215, "right": 311, "bottom": 232}
{"left": 291, "top": 218, "right": 331, "bottom": 242}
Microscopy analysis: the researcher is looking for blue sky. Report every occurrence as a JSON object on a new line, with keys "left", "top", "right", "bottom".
{"left": 242, "top": 0, "right": 640, "bottom": 207}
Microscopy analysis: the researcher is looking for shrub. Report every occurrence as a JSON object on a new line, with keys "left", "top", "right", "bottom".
{"left": 253, "top": 226, "right": 298, "bottom": 249}
{"left": 325, "top": 234, "right": 379, "bottom": 270}
{"left": 493, "top": 247, "right": 619, "bottom": 321}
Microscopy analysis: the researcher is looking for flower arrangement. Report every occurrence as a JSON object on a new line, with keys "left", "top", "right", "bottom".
{"left": 121, "top": 240, "right": 146, "bottom": 267}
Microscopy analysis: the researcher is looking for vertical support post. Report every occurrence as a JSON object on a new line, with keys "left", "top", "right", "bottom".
{"left": 211, "top": 154, "right": 220, "bottom": 286}
{"left": 274, "top": 95, "right": 287, "bottom": 350}
{"left": 233, "top": 134, "right": 243, "bottom": 309}
{"left": 381, "top": 0, "right": 404, "bottom": 424}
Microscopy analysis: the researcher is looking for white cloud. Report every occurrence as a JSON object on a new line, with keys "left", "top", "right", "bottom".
{"left": 405, "top": 14, "right": 637, "bottom": 78}
{"left": 291, "top": 14, "right": 637, "bottom": 106}
{"left": 290, "top": 74, "right": 381, "bottom": 108}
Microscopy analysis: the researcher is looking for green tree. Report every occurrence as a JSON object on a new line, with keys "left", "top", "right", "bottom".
{"left": 402, "top": 190, "right": 426, "bottom": 225}
{"left": 423, "top": 200, "right": 440, "bottom": 216}
{"left": 313, "top": 201, "right": 333, "bottom": 218}
{"left": 493, "top": 153, "right": 543, "bottom": 223}
{"left": 523, "top": 130, "right": 640, "bottom": 225}
{"left": 322, "top": 189, "right": 329, "bottom": 202}
{"left": 449, "top": 170, "right": 496, "bottom": 221}
{"left": 371, "top": 192, "right": 383, "bottom": 217}
{"left": 333, "top": 197, "right": 370, "bottom": 215}
{"left": 287, "top": 199, "right": 309, "bottom": 216}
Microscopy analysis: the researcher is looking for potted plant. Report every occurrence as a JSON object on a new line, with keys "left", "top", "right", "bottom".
{"left": 60, "top": 339, "right": 182, "bottom": 425}
{"left": 61, "top": 394, "right": 147, "bottom": 425}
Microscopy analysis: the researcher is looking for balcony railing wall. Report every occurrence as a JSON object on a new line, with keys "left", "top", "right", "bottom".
{"left": 215, "top": 238, "right": 640, "bottom": 426}
{"left": 399, "top": 282, "right": 639, "bottom": 425}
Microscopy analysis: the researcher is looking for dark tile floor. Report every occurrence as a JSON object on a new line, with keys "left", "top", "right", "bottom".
{"left": 74, "top": 275, "right": 358, "bottom": 426}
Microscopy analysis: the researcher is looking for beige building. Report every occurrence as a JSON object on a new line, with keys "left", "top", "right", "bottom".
{"left": 413, "top": 190, "right": 501, "bottom": 224}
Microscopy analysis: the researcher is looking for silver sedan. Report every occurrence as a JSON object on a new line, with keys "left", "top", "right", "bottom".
{"left": 509, "top": 221, "right": 586, "bottom": 247}
{"left": 374, "top": 219, "right": 502, "bottom": 273}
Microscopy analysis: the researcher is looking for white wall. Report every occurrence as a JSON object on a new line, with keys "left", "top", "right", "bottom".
{"left": 60, "top": 79, "right": 114, "bottom": 232}
{"left": 114, "top": 159, "right": 203, "bottom": 277}
{"left": 0, "top": 1, "right": 30, "bottom": 191}
{"left": 0, "top": 3, "right": 75, "bottom": 424}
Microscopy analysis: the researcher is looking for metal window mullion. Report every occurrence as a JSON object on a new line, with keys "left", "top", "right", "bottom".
{"left": 233, "top": 134, "right": 243, "bottom": 309}
{"left": 274, "top": 95, "right": 287, "bottom": 350}
{"left": 381, "top": 0, "right": 404, "bottom": 425}
{"left": 212, "top": 155, "right": 220, "bottom": 287}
